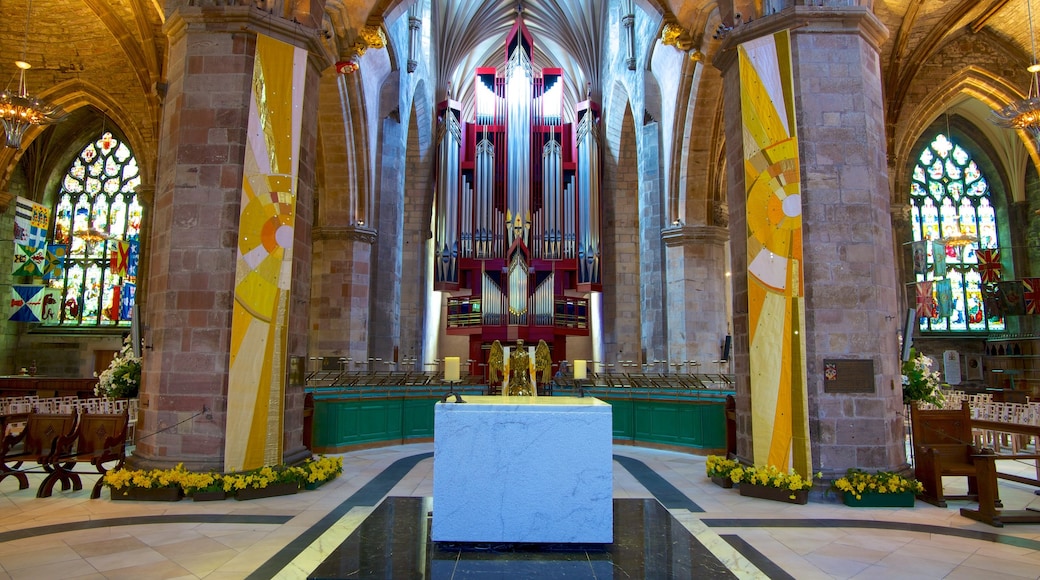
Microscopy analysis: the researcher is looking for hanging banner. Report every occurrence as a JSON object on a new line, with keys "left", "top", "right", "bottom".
{"left": 13, "top": 196, "right": 49, "bottom": 249}
{"left": 12, "top": 244, "right": 45, "bottom": 277}
{"left": 935, "top": 279, "right": 953, "bottom": 318}
{"left": 43, "top": 244, "right": 67, "bottom": 280}
{"left": 739, "top": 29, "right": 811, "bottom": 476}
{"left": 932, "top": 241, "right": 947, "bottom": 277}
{"left": 911, "top": 241, "right": 929, "bottom": 276}
{"left": 110, "top": 240, "right": 131, "bottom": 277}
{"left": 998, "top": 280, "right": 1026, "bottom": 316}
{"left": 224, "top": 34, "right": 307, "bottom": 472}
{"left": 1023, "top": 278, "right": 1040, "bottom": 315}
{"left": 977, "top": 249, "right": 1001, "bottom": 283}
{"left": 9, "top": 285, "right": 45, "bottom": 322}
{"left": 915, "top": 281, "right": 936, "bottom": 318}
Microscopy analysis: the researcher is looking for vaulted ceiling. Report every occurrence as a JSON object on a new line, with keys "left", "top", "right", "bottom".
{"left": 0, "top": 0, "right": 1038, "bottom": 152}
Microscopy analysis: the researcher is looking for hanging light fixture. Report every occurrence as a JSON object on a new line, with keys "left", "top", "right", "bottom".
{"left": 0, "top": 0, "right": 67, "bottom": 149}
{"left": 993, "top": 0, "right": 1040, "bottom": 140}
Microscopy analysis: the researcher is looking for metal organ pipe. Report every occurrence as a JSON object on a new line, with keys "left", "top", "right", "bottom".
{"left": 506, "top": 45, "right": 532, "bottom": 246}
{"left": 435, "top": 105, "right": 462, "bottom": 286}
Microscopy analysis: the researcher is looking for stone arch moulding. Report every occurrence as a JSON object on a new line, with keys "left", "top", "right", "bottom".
{"left": 0, "top": 79, "right": 153, "bottom": 193}
{"left": 891, "top": 66, "right": 1040, "bottom": 206}
{"left": 602, "top": 80, "right": 633, "bottom": 163}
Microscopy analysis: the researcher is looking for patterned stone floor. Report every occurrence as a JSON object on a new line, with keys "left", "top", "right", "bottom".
{"left": 0, "top": 443, "right": 1038, "bottom": 579}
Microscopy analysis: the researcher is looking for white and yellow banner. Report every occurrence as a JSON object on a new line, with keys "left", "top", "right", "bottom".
{"left": 224, "top": 34, "right": 307, "bottom": 472}
{"left": 738, "top": 30, "right": 811, "bottom": 477}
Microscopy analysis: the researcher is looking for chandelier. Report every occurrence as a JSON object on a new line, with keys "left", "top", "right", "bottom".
{"left": 993, "top": 0, "right": 1040, "bottom": 139}
{"left": 0, "top": 0, "right": 66, "bottom": 149}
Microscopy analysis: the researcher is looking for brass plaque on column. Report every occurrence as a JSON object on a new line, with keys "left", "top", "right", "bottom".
{"left": 822, "top": 359, "right": 875, "bottom": 393}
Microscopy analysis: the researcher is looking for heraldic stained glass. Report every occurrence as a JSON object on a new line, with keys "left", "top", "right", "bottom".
{"left": 50, "top": 132, "right": 142, "bottom": 327}
{"left": 909, "top": 133, "right": 1003, "bottom": 333}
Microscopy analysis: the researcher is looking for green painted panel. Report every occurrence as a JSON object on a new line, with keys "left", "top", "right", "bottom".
{"left": 358, "top": 402, "right": 393, "bottom": 439}
{"left": 402, "top": 398, "right": 437, "bottom": 438}
{"left": 310, "top": 392, "right": 728, "bottom": 452}
{"left": 610, "top": 399, "right": 633, "bottom": 439}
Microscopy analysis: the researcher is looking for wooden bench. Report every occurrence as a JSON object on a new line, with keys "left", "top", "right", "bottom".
{"left": 959, "top": 451, "right": 1040, "bottom": 527}
{"left": 0, "top": 411, "right": 77, "bottom": 494}
{"left": 910, "top": 401, "right": 994, "bottom": 508}
{"left": 41, "top": 411, "right": 129, "bottom": 499}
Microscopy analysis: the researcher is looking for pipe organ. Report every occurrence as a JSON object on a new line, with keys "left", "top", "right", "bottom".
{"left": 436, "top": 18, "right": 601, "bottom": 363}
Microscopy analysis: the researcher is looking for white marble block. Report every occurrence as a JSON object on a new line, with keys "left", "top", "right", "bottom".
{"left": 432, "top": 395, "right": 613, "bottom": 543}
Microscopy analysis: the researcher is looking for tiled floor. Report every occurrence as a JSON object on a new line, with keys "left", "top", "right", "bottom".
{"left": 0, "top": 443, "right": 1038, "bottom": 579}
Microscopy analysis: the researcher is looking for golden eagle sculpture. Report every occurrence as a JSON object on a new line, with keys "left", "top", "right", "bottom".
{"left": 536, "top": 340, "right": 552, "bottom": 384}
{"left": 488, "top": 340, "right": 504, "bottom": 385}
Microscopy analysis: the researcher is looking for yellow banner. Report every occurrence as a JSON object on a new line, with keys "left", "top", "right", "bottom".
{"left": 224, "top": 35, "right": 307, "bottom": 472}
{"left": 738, "top": 30, "right": 811, "bottom": 476}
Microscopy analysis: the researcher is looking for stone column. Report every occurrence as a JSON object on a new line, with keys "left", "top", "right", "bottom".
{"left": 663, "top": 224, "right": 730, "bottom": 369}
{"left": 310, "top": 226, "right": 377, "bottom": 368}
{"left": 136, "top": 5, "right": 326, "bottom": 471}
{"left": 716, "top": 6, "right": 904, "bottom": 475}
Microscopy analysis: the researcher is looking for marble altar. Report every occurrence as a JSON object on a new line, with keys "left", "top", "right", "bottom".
{"left": 432, "top": 395, "right": 613, "bottom": 543}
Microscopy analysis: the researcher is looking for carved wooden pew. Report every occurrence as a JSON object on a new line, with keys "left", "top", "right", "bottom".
{"left": 0, "top": 411, "right": 77, "bottom": 493}
{"left": 41, "top": 411, "right": 129, "bottom": 499}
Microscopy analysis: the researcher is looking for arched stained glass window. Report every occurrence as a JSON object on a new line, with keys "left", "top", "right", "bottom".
{"left": 47, "top": 132, "right": 142, "bottom": 326}
{"left": 909, "top": 133, "right": 1003, "bottom": 332}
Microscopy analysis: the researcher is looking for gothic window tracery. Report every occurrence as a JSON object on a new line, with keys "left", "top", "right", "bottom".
{"left": 909, "top": 133, "right": 1003, "bottom": 333}
{"left": 48, "top": 132, "right": 142, "bottom": 327}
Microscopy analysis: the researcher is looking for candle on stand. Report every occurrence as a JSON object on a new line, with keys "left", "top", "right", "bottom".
{"left": 445, "top": 357, "right": 461, "bottom": 382}
{"left": 573, "top": 359, "right": 587, "bottom": 380}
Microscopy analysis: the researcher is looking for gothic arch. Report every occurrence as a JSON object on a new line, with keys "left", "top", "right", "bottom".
{"left": 890, "top": 66, "right": 1039, "bottom": 207}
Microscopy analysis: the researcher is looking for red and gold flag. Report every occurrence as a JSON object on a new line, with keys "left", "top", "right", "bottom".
{"left": 915, "top": 281, "right": 936, "bottom": 318}
{"left": 1024, "top": 278, "right": 1040, "bottom": 315}
{"left": 977, "top": 249, "right": 1001, "bottom": 283}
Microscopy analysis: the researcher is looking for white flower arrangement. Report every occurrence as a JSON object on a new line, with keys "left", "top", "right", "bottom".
{"left": 901, "top": 348, "right": 944, "bottom": 406}
{"left": 95, "top": 335, "right": 141, "bottom": 399}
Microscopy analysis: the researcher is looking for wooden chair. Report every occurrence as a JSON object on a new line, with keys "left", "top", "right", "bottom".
{"left": 0, "top": 411, "right": 77, "bottom": 493}
{"left": 41, "top": 411, "right": 129, "bottom": 499}
{"left": 910, "top": 401, "right": 995, "bottom": 508}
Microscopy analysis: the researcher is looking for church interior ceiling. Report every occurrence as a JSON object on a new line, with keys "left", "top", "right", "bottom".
{"left": 0, "top": 0, "right": 1037, "bottom": 184}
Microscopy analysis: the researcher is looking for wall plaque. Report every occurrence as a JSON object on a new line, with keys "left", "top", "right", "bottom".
{"left": 822, "top": 359, "right": 875, "bottom": 394}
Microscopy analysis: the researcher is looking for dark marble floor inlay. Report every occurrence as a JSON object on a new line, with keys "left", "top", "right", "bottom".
{"left": 613, "top": 454, "right": 704, "bottom": 512}
{"left": 701, "top": 518, "right": 1040, "bottom": 551}
{"left": 309, "top": 497, "right": 735, "bottom": 579}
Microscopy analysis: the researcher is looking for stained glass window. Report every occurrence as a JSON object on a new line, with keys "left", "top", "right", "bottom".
{"left": 909, "top": 133, "right": 1003, "bottom": 332}
{"left": 47, "top": 132, "right": 142, "bottom": 326}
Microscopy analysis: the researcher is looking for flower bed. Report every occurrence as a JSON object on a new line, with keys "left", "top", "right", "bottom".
{"left": 729, "top": 464, "right": 817, "bottom": 504}
{"left": 832, "top": 468, "right": 922, "bottom": 507}
{"left": 102, "top": 456, "right": 344, "bottom": 501}
{"left": 705, "top": 455, "right": 738, "bottom": 488}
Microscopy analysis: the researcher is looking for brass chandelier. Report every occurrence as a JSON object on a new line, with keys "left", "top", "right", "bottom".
{"left": 993, "top": 0, "right": 1040, "bottom": 140}
{"left": 0, "top": 0, "right": 66, "bottom": 148}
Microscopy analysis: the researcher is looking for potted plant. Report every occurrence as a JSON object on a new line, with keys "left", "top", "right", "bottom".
{"left": 95, "top": 334, "right": 141, "bottom": 399}
{"left": 730, "top": 464, "right": 817, "bottom": 504}
{"left": 224, "top": 465, "right": 306, "bottom": 500}
{"left": 902, "top": 348, "right": 945, "bottom": 407}
{"left": 705, "top": 455, "right": 738, "bottom": 489}
{"left": 181, "top": 471, "right": 226, "bottom": 501}
{"left": 832, "top": 468, "right": 922, "bottom": 507}
{"left": 300, "top": 455, "right": 343, "bottom": 490}
{"left": 103, "top": 463, "right": 186, "bottom": 501}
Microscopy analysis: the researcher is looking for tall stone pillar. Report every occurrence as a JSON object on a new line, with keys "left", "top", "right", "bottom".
{"left": 715, "top": 6, "right": 904, "bottom": 476}
{"left": 311, "top": 226, "right": 377, "bottom": 368}
{"left": 136, "top": 5, "right": 327, "bottom": 471}
{"left": 663, "top": 225, "right": 730, "bottom": 369}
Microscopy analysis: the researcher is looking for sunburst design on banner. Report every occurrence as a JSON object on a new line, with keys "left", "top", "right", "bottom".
{"left": 224, "top": 34, "right": 307, "bottom": 472}
{"left": 739, "top": 30, "right": 811, "bottom": 476}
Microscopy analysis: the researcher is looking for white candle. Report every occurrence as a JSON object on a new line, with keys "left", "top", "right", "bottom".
{"left": 573, "top": 359, "right": 587, "bottom": 380}
{"left": 444, "top": 357, "right": 460, "bottom": 382}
